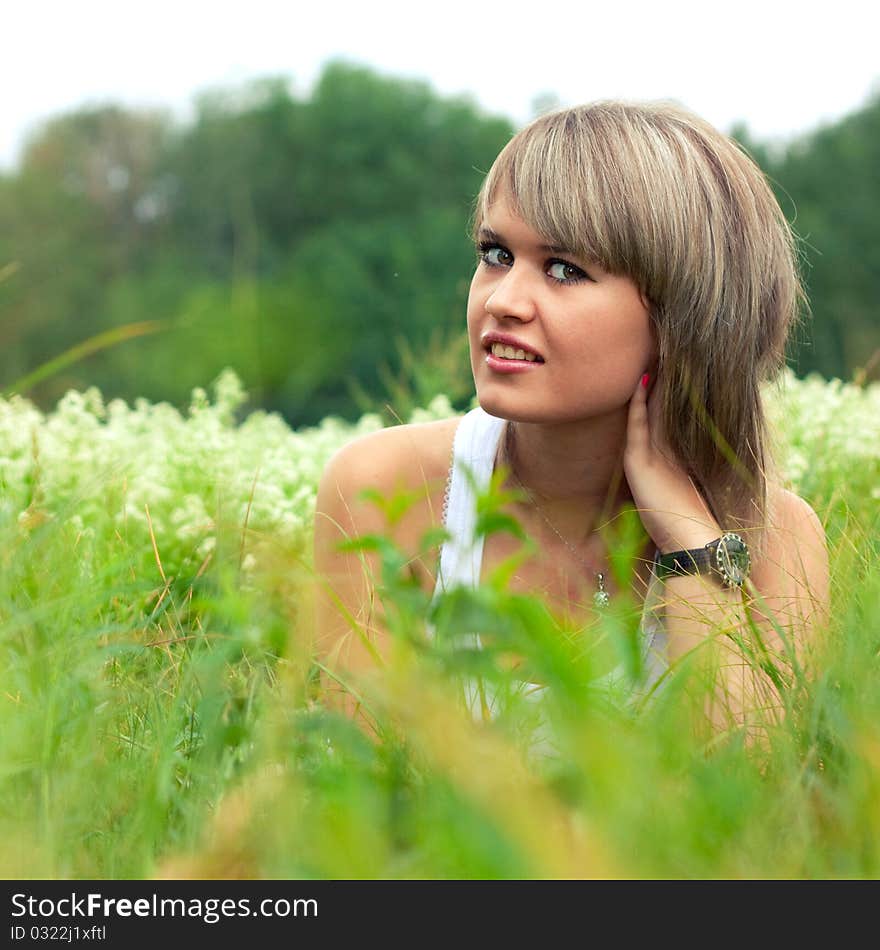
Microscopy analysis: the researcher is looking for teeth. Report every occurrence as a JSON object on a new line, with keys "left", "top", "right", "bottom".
{"left": 490, "top": 342, "right": 539, "bottom": 362}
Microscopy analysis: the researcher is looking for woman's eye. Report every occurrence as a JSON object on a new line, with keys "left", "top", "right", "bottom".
{"left": 480, "top": 244, "right": 513, "bottom": 267}
{"left": 547, "top": 260, "right": 586, "bottom": 283}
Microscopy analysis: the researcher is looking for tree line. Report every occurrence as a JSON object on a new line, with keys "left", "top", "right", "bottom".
{"left": 1, "top": 61, "right": 877, "bottom": 424}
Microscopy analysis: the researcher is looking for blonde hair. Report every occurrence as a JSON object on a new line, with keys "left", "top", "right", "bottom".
{"left": 472, "top": 100, "right": 805, "bottom": 534}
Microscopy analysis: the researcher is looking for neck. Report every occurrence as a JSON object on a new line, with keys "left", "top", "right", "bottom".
{"left": 500, "top": 411, "right": 634, "bottom": 539}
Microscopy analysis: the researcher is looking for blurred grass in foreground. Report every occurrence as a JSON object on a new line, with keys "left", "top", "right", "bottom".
{"left": 0, "top": 369, "right": 878, "bottom": 878}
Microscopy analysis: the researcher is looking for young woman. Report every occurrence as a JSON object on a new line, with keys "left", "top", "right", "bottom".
{"left": 312, "top": 100, "right": 829, "bottom": 737}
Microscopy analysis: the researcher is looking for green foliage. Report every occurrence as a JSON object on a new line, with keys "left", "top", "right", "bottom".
{"left": 0, "top": 372, "right": 878, "bottom": 878}
{"left": 7, "top": 64, "right": 876, "bottom": 428}
{"left": 1, "top": 62, "right": 508, "bottom": 421}
{"left": 752, "top": 92, "right": 880, "bottom": 380}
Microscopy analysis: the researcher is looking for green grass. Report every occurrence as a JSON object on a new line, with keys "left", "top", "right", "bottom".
{"left": 0, "top": 370, "right": 878, "bottom": 879}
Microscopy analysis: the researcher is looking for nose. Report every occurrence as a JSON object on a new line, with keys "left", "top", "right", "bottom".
{"left": 483, "top": 263, "right": 538, "bottom": 323}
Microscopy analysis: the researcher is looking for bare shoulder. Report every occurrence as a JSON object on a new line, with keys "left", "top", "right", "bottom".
{"left": 312, "top": 417, "right": 462, "bottom": 708}
{"left": 318, "top": 415, "right": 459, "bottom": 500}
{"left": 751, "top": 484, "right": 830, "bottom": 634}
{"left": 315, "top": 415, "right": 460, "bottom": 542}
{"left": 763, "top": 486, "right": 827, "bottom": 553}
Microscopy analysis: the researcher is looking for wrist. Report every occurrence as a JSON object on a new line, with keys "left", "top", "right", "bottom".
{"left": 654, "top": 523, "right": 720, "bottom": 556}
{"left": 654, "top": 532, "right": 752, "bottom": 588}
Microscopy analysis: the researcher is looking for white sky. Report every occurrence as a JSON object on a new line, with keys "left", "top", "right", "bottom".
{"left": 3, "top": 0, "right": 878, "bottom": 170}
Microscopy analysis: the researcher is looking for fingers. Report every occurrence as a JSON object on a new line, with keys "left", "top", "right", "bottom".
{"left": 628, "top": 371, "right": 673, "bottom": 460}
{"left": 625, "top": 372, "right": 651, "bottom": 459}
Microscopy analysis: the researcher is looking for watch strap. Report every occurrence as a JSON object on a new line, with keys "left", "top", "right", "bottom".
{"left": 653, "top": 541, "right": 716, "bottom": 581}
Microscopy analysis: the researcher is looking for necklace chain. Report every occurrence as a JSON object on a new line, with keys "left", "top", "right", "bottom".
{"left": 500, "top": 422, "right": 610, "bottom": 608}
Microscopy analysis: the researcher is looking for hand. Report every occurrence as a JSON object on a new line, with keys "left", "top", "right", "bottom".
{"left": 623, "top": 372, "right": 720, "bottom": 554}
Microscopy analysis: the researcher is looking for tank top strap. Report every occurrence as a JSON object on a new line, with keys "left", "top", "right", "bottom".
{"left": 433, "top": 407, "right": 506, "bottom": 597}
{"left": 428, "top": 406, "right": 669, "bottom": 725}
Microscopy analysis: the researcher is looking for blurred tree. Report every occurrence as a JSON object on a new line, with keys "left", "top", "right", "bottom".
{"left": 3, "top": 62, "right": 876, "bottom": 421}
{"left": 17, "top": 104, "right": 172, "bottom": 272}
{"left": 1, "top": 64, "right": 511, "bottom": 419}
{"left": 159, "top": 76, "right": 308, "bottom": 278}
{"left": 297, "top": 61, "right": 511, "bottom": 226}
{"left": 0, "top": 106, "right": 172, "bottom": 402}
{"left": 758, "top": 94, "right": 880, "bottom": 380}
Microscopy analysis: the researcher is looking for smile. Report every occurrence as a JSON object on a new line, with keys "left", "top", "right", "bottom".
{"left": 480, "top": 331, "right": 545, "bottom": 363}
{"left": 489, "top": 342, "right": 541, "bottom": 362}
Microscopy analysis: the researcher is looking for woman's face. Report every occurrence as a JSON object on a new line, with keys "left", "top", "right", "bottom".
{"left": 467, "top": 188, "right": 656, "bottom": 425}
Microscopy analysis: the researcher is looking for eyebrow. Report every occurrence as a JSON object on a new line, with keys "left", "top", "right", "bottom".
{"left": 477, "top": 226, "right": 574, "bottom": 257}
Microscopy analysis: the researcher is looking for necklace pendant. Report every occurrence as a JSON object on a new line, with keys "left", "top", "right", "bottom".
{"left": 594, "top": 572, "right": 610, "bottom": 608}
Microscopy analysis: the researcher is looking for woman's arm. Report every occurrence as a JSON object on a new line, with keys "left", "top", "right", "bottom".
{"left": 661, "top": 490, "right": 829, "bottom": 732}
{"left": 311, "top": 423, "right": 450, "bottom": 732}
{"left": 624, "top": 374, "right": 830, "bottom": 733}
{"left": 312, "top": 436, "right": 394, "bottom": 728}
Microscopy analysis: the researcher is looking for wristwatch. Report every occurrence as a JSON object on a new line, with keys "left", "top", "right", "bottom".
{"left": 654, "top": 533, "right": 751, "bottom": 588}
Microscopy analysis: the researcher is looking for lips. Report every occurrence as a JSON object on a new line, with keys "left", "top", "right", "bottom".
{"left": 480, "top": 331, "right": 544, "bottom": 362}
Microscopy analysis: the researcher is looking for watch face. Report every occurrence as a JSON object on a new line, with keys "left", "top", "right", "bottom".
{"left": 716, "top": 533, "right": 750, "bottom": 586}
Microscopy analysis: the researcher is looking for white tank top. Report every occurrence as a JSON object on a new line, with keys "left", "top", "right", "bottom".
{"left": 430, "top": 406, "right": 668, "bottom": 729}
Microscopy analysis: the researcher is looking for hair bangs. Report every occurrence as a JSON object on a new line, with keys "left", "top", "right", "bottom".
{"left": 472, "top": 112, "right": 645, "bottom": 279}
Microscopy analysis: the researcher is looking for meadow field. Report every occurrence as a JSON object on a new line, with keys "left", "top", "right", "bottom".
{"left": 1, "top": 368, "right": 878, "bottom": 879}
